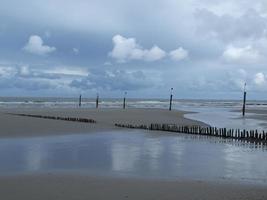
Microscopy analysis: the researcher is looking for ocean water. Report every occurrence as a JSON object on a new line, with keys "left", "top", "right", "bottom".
{"left": 0, "top": 130, "right": 266, "bottom": 184}
{"left": 1, "top": 97, "right": 267, "bottom": 130}
{"left": 1, "top": 97, "right": 267, "bottom": 109}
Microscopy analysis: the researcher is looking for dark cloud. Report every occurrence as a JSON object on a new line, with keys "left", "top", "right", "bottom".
{"left": 16, "top": 67, "right": 61, "bottom": 79}
{"left": 70, "top": 69, "right": 151, "bottom": 91}
{"left": 0, "top": 0, "right": 267, "bottom": 98}
{"left": 195, "top": 8, "right": 267, "bottom": 41}
{"left": 0, "top": 65, "right": 68, "bottom": 91}
{"left": 0, "top": 75, "right": 53, "bottom": 91}
{"left": 13, "top": 78, "right": 53, "bottom": 90}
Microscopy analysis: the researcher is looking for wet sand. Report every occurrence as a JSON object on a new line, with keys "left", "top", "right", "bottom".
{"left": 0, "top": 174, "right": 266, "bottom": 200}
{"left": 0, "top": 108, "right": 207, "bottom": 137}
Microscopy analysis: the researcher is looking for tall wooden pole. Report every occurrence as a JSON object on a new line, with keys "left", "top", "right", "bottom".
{"left": 79, "top": 94, "right": 82, "bottom": 107}
{"left": 96, "top": 93, "right": 99, "bottom": 109}
{"left": 169, "top": 88, "right": 173, "bottom": 111}
{"left": 242, "top": 83, "right": 246, "bottom": 117}
{"left": 123, "top": 92, "right": 127, "bottom": 109}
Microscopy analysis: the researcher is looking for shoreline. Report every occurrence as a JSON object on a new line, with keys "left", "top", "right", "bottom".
{"left": 0, "top": 107, "right": 208, "bottom": 138}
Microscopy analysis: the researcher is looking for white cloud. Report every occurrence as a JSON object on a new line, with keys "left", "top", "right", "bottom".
{"left": 169, "top": 47, "right": 189, "bottom": 61}
{"left": 0, "top": 66, "right": 16, "bottom": 77}
{"left": 19, "top": 65, "right": 30, "bottom": 76}
{"left": 23, "top": 35, "right": 56, "bottom": 55}
{"left": 44, "top": 31, "right": 51, "bottom": 38}
{"left": 73, "top": 48, "right": 79, "bottom": 55}
{"left": 254, "top": 72, "right": 266, "bottom": 85}
{"left": 104, "top": 61, "right": 112, "bottom": 66}
{"left": 143, "top": 46, "right": 166, "bottom": 61}
{"left": 222, "top": 45, "right": 261, "bottom": 63}
{"left": 109, "top": 35, "right": 166, "bottom": 62}
{"left": 43, "top": 67, "right": 88, "bottom": 76}
{"left": 109, "top": 35, "right": 140, "bottom": 62}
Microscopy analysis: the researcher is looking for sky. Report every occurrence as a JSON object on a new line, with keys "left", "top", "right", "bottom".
{"left": 0, "top": 0, "right": 267, "bottom": 99}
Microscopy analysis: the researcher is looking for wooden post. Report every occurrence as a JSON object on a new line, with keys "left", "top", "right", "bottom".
{"left": 96, "top": 93, "right": 99, "bottom": 109}
{"left": 79, "top": 94, "right": 82, "bottom": 107}
{"left": 169, "top": 88, "right": 173, "bottom": 111}
{"left": 242, "top": 83, "right": 247, "bottom": 116}
{"left": 123, "top": 92, "right": 127, "bottom": 109}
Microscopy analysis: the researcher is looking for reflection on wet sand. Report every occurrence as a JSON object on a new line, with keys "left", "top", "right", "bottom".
{"left": 111, "top": 143, "right": 140, "bottom": 172}
{"left": 26, "top": 143, "right": 45, "bottom": 171}
{"left": 0, "top": 130, "right": 266, "bottom": 184}
{"left": 223, "top": 143, "right": 267, "bottom": 182}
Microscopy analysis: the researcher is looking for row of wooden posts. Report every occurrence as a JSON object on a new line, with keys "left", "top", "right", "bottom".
{"left": 115, "top": 123, "right": 267, "bottom": 143}
{"left": 11, "top": 113, "right": 96, "bottom": 123}
{"left": 77, "top": 90, "right": 177, "bottom": 111}
{"left": 78, "top": 84, "right": 247, "bottom": 115}
{"left": 7, "top": 112, "right": 267, "bottom": 143}
{"left": 79, "top": 92, "right": 127, "bottom": 110}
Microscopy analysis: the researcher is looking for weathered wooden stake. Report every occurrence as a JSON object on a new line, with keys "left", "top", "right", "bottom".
{"left": 242, "top": 83, "right": 247, "bottom": 116}
{"left": 114, "top": 122, "right": 267, "bottom": 144}
{"left": 79, "top": 94, "right": 82, "bottom": 107}
{"left": 169, "top": 88, "right": 173, "bottom": 111}
{"left": 123, "top": 92, "right": 127, "bottom": 109}
{"left": 96, "top": 93, "right": 99, "bottom": 108}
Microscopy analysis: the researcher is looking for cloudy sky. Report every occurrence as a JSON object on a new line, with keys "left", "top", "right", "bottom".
{"left": 0, "top": 0, "right": 267, "bottom": 99}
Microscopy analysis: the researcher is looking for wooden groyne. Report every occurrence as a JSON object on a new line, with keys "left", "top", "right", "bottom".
{"left": 115, "top": 123, "right": 267, "bottom": 143}
{"left": 8, "top": 113, "right": 96, "bottom": 123}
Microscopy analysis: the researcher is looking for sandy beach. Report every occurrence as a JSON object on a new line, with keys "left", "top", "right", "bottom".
{"left": 0, "top": 108, "right": 207, "bottom": 137}
{"left": 0, "top": 108, "right": 266, "bottom": 200}
{"left": 0, "top": 174, "right": 266, "bottom": 200}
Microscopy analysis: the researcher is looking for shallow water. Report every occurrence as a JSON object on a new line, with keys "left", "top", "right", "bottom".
{"left": 0, "top": 130, "right": 267, "bottom": 184}
{"left": 184, "top": 107, "right": 267, "bottom": 130}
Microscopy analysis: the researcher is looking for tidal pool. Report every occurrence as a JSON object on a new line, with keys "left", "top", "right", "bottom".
{"left": 0, "top": 130, "right": 267, "bottom": 184}
{"left": 184, "top": 106, "right": 267, "bottom": 131}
